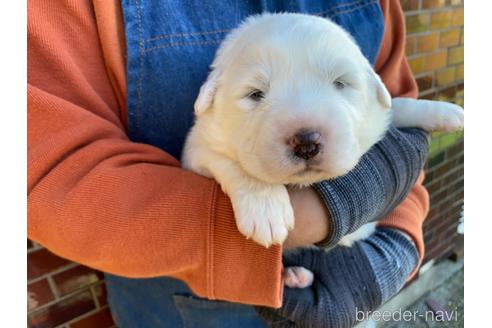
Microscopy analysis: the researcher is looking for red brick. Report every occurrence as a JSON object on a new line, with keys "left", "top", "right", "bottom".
{"left": 426, "top": 180, "right": 442, "bottom": 194}
{"left": 447, "top": 141, "right": 464, "bottom": 158}
{"left": 441, "top": 162, "right": 461, "bottom": 177}
{"left": 424, "top": 215, "right": 440, "bottom": 227}
{"left": 424, "top": 226, "right": 436, "bottom": 234}
{"left": 436, "top": 67, "right": 456, "bottom": 86}
{"left": 456, "top": 64, "right": 464, "bottom": 80}
{"left": 406, "top": 14, "right": 430, "bottom": 34}
{"left": 443, "top": 170, "right": 461, "bottom": 186}
{"left": 450, "top": 201, "right": 464, "bottom": 214}
{"left": 436, "top": 86, "right": 457, "bottom": 102}
{"left": 28, "top": 248, "right": 71, "bottom": 280}
{"left": 451, "top": 193, "right": 464, "bottom": 207}
{"left": 434, "top": 161, "right": 455, "bottom": 177}
{"left": 439, "top": 29, "right": 460, "bottom": 48}
{"left": 451, "top": 8, "right": 464, "bottom": 26}
{"left": 424, "top": 170, "right": 435, "bottom": 183}
{"left": 436, "top": 205, "right": 462, "bottom": 225}
{"left": 408, "top": 55, "right": 426, "bottom": 74}
{"left": 453, "top": 179, "right": 464, "bottom": 192}
{"left": 456, "top": 154, "right": 464, "bottom": 165}
{"left": 424, "top": 240, "right": 439, "bottom": 255}
{"left": 424, "top": 231, "right": 436, "bottom": 244}
{"left": 439, "top": 232, "right": 458, "bottom": 250}
{"left": 420, "top": 91, "right": 437, "bottom": 100}
{"left": 430, "top": 11, "right": 452, "bottom": 30}
{"left": 424, "top": 226, "right": 435, "bottom": 238}
{"left": 427, "top": 207, "right": 438, "bottom": 220}
{"left": 427, "top": 151, "right": 446, "bottom": 169}
{"left": 425, "top": 207, "right": 440, "bottom": 221}
{"left": 449, "top": 185, "right": 464, "bottom": 200}
{"left": 456, "top": 84, "right": 464, "bottom": 99}
{"left": 406, "top": 36, "right": 417, "bottom": 55}
{"left": 424, "top": 51, "right": 448, "bottom": 71}
{"left": 425, "top": 243, "right": 454, "bottom": 262}
{"left": 442, "top": 220, "right": 460, "bottom": 235}
{"left": 417, "top": 32, "right": 440, "bottom": 52}
{"left": 437, "top": 197, "right": 455, "bottom": 213}
{"left": 28, "top": 279, "right": 55, "bottom": 312}
{"left": 70, "top": 308, "right": 115, "bottom": 328}
{"left": 430, "top": 188, "right": 448, "bottom": 203}
{"left": 416, "top": 74, "right": 434, "bottom": 92}
{"left": 448, "top": 46, "right": 464, "bottom": 65}
{"left": 53, "top": 266, "right": 103, "bottom": 296}
{"left": 28, "top": 291, "right": 95, "bottom": 328}
{"left": 432, "top": 211, "right": 453, "bottom": 226}
{"left": 401, "top": 0, "right": 420, "bottom": 11}
{"left": 424, "top": 235, "right": 439, "bottom": 251}
{"left": 422, "top": 0, "right": 446, "bottom": 9}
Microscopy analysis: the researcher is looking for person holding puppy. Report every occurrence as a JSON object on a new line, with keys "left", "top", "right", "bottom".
{"left": 28, "top": 0, "right": 429, "bottom": 327}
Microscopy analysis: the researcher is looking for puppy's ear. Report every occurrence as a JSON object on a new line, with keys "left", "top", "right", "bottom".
{"left": 368, "top": 70, "right": 391, "bottom": 110}
{"left": 194, "top": 69, "right": 221, "bottom": 115}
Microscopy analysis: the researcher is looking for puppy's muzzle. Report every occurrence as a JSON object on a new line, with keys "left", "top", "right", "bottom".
{"left": 290, "top": 129, "right": 321, "bottom": 160}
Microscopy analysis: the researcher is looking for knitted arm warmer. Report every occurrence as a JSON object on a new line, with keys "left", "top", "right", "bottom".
{"left": 258, "top": 228, "right": 419, "bottom": 328}
{"left": 313, "top": 127, "right": 429, "bottom": 248}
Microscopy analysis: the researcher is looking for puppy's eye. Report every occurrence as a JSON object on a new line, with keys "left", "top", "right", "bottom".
{"left": 333, "top": 80, "right": 346, "bottom": 90}
{"left": 247, "top": 89, "right": 265, "bottom": 101}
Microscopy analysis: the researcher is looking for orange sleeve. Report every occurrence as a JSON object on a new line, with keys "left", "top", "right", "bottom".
{"left": 376, "top": 0, "right": 430, "bottom": 269}
{"left": 27, "top": 0, "right": 283, "bottom": 308}
{"left": 376, "top": 0, "right": 419, "bottom": 99}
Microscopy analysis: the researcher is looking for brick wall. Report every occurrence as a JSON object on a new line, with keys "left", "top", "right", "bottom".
{"left": 27, "top": 1, "right": 464, "bottom": 326}
{"left": 402, "top": 0, "right": 464, "bottom": 265}
{"left": 27, "top": 242, "right": 114, "bottom": 328}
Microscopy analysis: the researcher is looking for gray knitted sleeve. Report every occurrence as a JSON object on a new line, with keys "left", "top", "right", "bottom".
{"left": 257, "top": 228, "right": 419, "bottom": 328}
{"left": 313, "top": 127, "right": 429, "bottom": 248}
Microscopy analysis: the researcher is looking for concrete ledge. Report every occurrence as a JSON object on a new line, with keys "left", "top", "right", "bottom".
{"left": 354, "top": 258, "right": 464, "bottom": 328}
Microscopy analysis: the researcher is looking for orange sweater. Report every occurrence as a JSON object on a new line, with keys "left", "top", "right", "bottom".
{"left": 27, "top": 0, "right": 429, "bottom": 308}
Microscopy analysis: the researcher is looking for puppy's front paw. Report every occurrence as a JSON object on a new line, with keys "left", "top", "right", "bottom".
{"left": 425, "top": 103, "right": 464, "bottom": 132}
{"left": 283, "top": 266, "right": 314, "bottom": 288}
{"left": 231, "top": 185, "right": 294, "bottom": 247}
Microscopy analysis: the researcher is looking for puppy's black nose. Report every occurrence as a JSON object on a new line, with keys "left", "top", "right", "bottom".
{"left": 291, "top": 130, "right": 321, "bottom": 160}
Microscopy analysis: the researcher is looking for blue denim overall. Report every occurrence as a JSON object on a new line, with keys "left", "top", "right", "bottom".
{"left": 106, "top": 1, "right": 384, "bottom": 327}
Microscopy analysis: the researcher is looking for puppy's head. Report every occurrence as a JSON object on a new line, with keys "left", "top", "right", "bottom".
{"left": 195, "top": 13, "right": 391, "bottom": 185}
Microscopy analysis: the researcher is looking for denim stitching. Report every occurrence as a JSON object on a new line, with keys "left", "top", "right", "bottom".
{"left": 311, "top": 0, "right": 375, "bottom": 15}
{"left": 144, "top": 40, "right": 222, "bottom": 53}
{"left": 142, "top": 0, "right": 375, "bottom": 44}
{"left": 135, "top": 0, "right": 144, "bottom": 139}
{"left": 327, "top": 0, "right": 378, "bottom": 18}
{"left": 144, "top": 28, "right": 232, "bottom": 42}
{"left": 143, "top": 0, "right": 376, "bottom": 53}
{"left": 314, "top": 0, "right": 377, "bottom": 18}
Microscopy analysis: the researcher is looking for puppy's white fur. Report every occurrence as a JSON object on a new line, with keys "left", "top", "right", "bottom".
{"left": 182, "top": 13, "right": 464, "bottom": 287}
{"left": 183, "top": 13, "right": 392, "bottom": 246}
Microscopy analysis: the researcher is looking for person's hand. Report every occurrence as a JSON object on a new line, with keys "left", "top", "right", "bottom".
{"left": 283, "top": 127, "right": 428, "bottom": 250}
{"left": 310, "top": 127, "right": 429, "bottom": 248}
{"left": 257, "top": 228, "right": 420, "bottom": 328}
{"left": 284, "top": 187, "right": 331, "bottom": 249}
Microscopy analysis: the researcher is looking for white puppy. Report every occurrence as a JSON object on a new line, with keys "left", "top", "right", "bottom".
{"left": 182, "top": 13, "right": 463, "bottom": 287}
